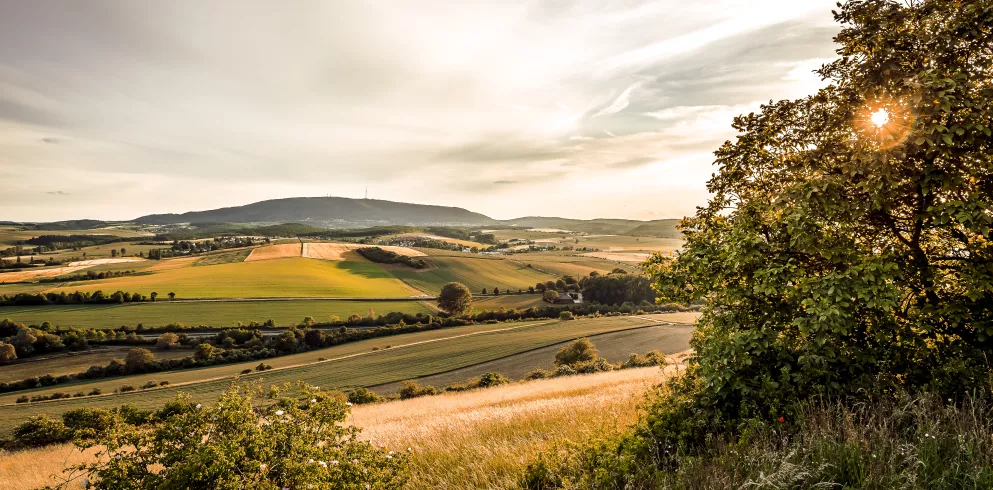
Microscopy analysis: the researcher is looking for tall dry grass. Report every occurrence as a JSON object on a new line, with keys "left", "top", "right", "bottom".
{"left": 0, "top": 362, "right": 684, "bottom": 489}
{"left": 354, "top": 365, "right": 682, "bottom": 489}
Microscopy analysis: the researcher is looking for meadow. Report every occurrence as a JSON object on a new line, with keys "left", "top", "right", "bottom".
{"left": 0, "top": 366, "right": 679, "bottom": 490}
{"left": 42, "top": 257, "right": 420, "bottom": 299}
{"left": 0, "top": 227, "right": 151, "bottom": 248}
{"left": 389, "top": 255, "right": 556, "bottom": 294}
{"left": 0, "top": 314, "right": 695, "bottom": 433}
{"left": 371, "top": 320, "right": 694, "bottom": 393}
{"left": 0, "top": 347, "right": 192, "bottom": 384}
{"left": 0, "top": 299, "right": 436, "bottom": 330}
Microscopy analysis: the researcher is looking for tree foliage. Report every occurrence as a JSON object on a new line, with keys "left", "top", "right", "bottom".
{"left": 437, "top": 282, "right": 472, "bottom": 316}
{"left": 647, "top": 0, "right": 993, "bottom": 423}
{"left": 44, "top": 384, "right": 406, "bottom": 489}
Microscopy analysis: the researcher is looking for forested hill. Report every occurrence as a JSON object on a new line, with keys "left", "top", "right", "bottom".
{"left": 135, "top": 197, "right": 496, "bottom": 227}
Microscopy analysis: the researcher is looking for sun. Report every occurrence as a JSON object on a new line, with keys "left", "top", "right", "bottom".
{"left": 870, "top": 108, "right": 890, "bottom": 128}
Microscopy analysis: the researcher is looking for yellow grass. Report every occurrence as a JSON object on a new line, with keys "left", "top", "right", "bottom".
{"left": 0, "top": 258, "right": 145, "bottom": 284}
{"left": 303, "top": 242, "right": 425, "bottom": 261}
{"left": 244, "top": 243, "right": 302, "bottom": 261}
{"left": 145, "top": 256, "right": 198, "bottom": 271}
{"left": 354, "top": 365, "right": 683, "bottom": 489}
{"left": 580, "top": 251, "right": 651, "bottom": 263}
{"left": 0, "top": 365, "right": 682, "bottom": 490}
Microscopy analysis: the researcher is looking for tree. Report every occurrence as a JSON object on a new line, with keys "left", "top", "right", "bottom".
{"left": 150, "top": 292, "right": 158, "bottom": 302}
{"left": 0, "top": 342, "right": 16, "bottom": 362}
{"left": 110, "top": 249, "right": 118, "bottom": 258}
{"left": 193, "top": 343, "right": 214, "bottom": 361}
{"left": 543, "top": 290, "right": 559, "bottom": 303}
{"left": 646, "top": 0, "right": 993, "bottom": 422}
{"left": 554, "top": 338, "right": 598, "bottom": 368}
{"left": 124, "top": 348, "right": 156, "bottom": 373}
{"left": 167, "top": 292, "right": 175, "bottom": 300}
{"left": 437, "top": 282, "right": 472, "bottom": 316}
{"left": 155, "top": 333, "right": 179, "bottom": 350}
{"left": 120, "top": 248, "right": 126, "bottom": 256}
{"left": 481, "top": 288, "right": 487, "bottom": 295}
{"left": 493, "top": 287, "right": 500, "bottom": 295}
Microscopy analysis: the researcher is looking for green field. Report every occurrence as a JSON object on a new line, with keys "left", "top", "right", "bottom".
{"left": 0, "top": 299, "right": 436, "bottom": 330}
{"left": 471, "top": 294, "right": 547, "bottom": 312}
{"left": 42, "top": 258, "right": 419, "bottom": 299}
{"left": 0, "top": 314, "right": 690, "bottom": 433}
{"left": 0, "top": 227, "right": 152, "bottom": 248}
{"left": 0, "top": 347, "right": 192, "bottom": 383}
{"left": 192, "top": 249, "right": 251, "bottom": 266}
{"left": 390, "top": 255, "right": 555, "bottom": 294}
{"left": 507, "top": 253, "right": 635, "bottom": 277}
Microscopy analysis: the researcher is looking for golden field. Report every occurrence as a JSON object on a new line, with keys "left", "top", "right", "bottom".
{"left": 0, "top": 364, "right": 684, "bottom": 490}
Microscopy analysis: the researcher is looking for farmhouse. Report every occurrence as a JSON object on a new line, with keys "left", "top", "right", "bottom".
{"left": 553, "top": 292, "right": 582, "bottom": 304}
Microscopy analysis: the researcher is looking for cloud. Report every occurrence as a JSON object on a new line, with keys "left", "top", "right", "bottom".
{"left": 0, "top": 0, "right": 840, "bottom": 221}
{"left": 46, "top": 190, "right": 68, "bottom": 195}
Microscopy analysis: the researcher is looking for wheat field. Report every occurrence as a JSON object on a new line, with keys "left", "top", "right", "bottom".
{"left": 0, "top": 364, "right": 684, "bottom": 490}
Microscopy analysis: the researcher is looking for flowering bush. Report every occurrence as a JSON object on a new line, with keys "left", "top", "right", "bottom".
{"left": 45, "top": 383, "right": 407, "bottom": 489}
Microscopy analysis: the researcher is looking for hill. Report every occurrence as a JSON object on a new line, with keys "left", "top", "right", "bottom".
{"left": 135, "top": 197, "right": 496, "bottom": 227}
{"left": 497, "top": 216, "right": 682, "bottom": 237}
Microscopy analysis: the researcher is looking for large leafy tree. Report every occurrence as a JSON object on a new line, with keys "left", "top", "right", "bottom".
{"left": 648, "top": 0, "right": 993, "bottom": 418}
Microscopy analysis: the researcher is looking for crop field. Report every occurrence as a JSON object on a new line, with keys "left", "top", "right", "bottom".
{"left": 580, "top": 251, "right": 652, "bottom": 263}
{"left": 302, "top": 242, "right": 425, "bottom": 261}
{"left": 0, "top": 299, "right": 436, "bottom": 330}
{"left": 0, "top": 314, "right": 694, "bottom": 433}
{"left": 390, "top": 256, "right": 555, "bottom": 294}
{"left": 28, "top": 242, "right": 166, "bottom": 263}
{"left": 471, "top": 294, "right": 547, "bottom": 312}
{"left": 43, "top": 258, "right": 419, "bottom": 299}
{"left": 191, "top": 249, "right": 252, "bottom": 266}
{"left": 0, "top": 258, "right": 146, "bottom": 284}
{"left": 0, "top": 228, "right": 151, "bottom": 247}
{"left": 0, "top": 347, "right": 192, "bottom": 383}
{"left": 245, "top": 243, "right": 301, "bottom": 261}
{"left": 507, "top": 253, "right": 632, "bottom": 277}
{"left": 372, "top": 320, "right": 693, "bottom": 392}
{"left": 0, "top": 367, "right": 677, "bottom": 490}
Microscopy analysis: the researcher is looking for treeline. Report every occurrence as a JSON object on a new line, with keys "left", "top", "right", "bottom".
{"left": 37, "top": 269, "right": 138, "bottom": 283}
{"left": 0, "top": 290, "right": 168, "bottom": 307}
{"left": 142, "top": 236, "right": 263, "bottom": 259}
{"left": 424, "top": 227, "right": 496, "bottom": 244}
{"left": 356, "top": 247, "right": 428, "bottom": 269}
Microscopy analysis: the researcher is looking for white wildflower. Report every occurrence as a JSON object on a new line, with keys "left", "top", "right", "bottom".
{"left": 346, "top": 402, "right": 353, "bottom": 406}
{"left": 275, "top": 410, "right": 285, "bottom": 416}
{"left": 318, "top": 461, "right": 327, "bottom": 467}
{"left": 195, "top": 404, "right": 202, "bottom": 409}
{"left": 331, "top": 460, "right": 339, "bottom": 466}
{"left": 311, "top": 399, "right": 317, "bottom": 403}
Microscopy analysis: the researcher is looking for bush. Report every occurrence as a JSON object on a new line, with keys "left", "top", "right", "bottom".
{"left": 43, "top": 384, "right": 407, "bottom": 489}
{"left": 554, "top": 338, "right": 598, "bottom": 369}
{"left": 11, "top": 416, "right": 70, "bottom": 448}
{"left": 62, "top": 408, "right": 115, "bottom": 438}
{"left": 476, "top": 372, "right": 510, "bottom": 388}
{"left": 558, "top": 311, "right": 574, "bottom": 320}
{"left": 398, "top": 380, "right": 437, "bottom": 400}
{"left": 118, "top": 385, "right": 135, "bottom": 393}
{"left": 348, "top": 387, "right": 383, "bottom": 405}
{"left": 524, "top": 369, "right": 553, "bottom": 380}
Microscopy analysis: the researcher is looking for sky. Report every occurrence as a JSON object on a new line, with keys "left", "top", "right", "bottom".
{"left": 0, "top": 0, "right": 839, "bottom": 222}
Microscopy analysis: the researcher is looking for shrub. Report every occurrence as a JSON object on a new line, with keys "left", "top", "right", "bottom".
{"left": 15, "top": 395, "right": 28, "bottom": 403}
{"left": 398, "top": 380, "right": 438, "bottom": 400}
{"left": 524, "top": 369, "right": 553, "bottom": 380}
{"left": 11, "top": 416, "right": 70, "bottom": 448}
{"left": 558, "top": 311, "right": 574, "bottom": 320}
{"left": 476, "top": 372, "right": 510, "bottom": 388}
{"left": 44, "top": 384, "right": 407, "bottom": 489}
{"left": 554, "top": 338, "right": 598, "bottom": 368}
{"left": 118, "top": 385, "right": 135, "bottom": 393}
{"left": 348, "top": 387, "right": 383, "bottom": 405}
{"left": 62, "top": 408, "right": 114, "bottom": 438}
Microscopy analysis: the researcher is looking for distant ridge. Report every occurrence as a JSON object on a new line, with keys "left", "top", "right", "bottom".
{"left": 134, "top": 197, "right": 496, "bottom": 227}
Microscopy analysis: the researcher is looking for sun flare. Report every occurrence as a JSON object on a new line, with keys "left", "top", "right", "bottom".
{"left": 870, "top": 108, "right": 891, "bottom": 128}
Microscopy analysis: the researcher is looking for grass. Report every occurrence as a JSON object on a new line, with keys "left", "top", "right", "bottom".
{"left": 371, "top": 321, "right": 694, "bottom": 393}
{"left": 390, "top": 255, "right": 555, "bottom": 294}
{"left": 41, "top": 257, "right": 419, "bottom": 299}
{"left": 507, "top": 254, "right": 632, "bottom": 277}
{"left": 0, "top": 299, "right": 436, "bottom": 330}
{"left": 0, "top": 367, "right": 675, "bottom": 490}
{"left": 0, "top": 314, "right": 692, "bottom": 433}
{"left": 191, "top": 249, "right": 251, "bottom": 266}
{"left": 0, "top": 348, "right": 192, "bottom": 383}
{"left": 471, "top": 295, "right": 547, "bottom": 312}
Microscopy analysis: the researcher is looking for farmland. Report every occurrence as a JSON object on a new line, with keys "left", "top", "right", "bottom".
{"left": 42, "top": 257, "right": 420, "bottom": 299}
{"left": 389, "top": 255, "right": 556, "bottom": 294}
{"left": 0, "top": 299, "right": 436, "bottom": 330}
{"left": 0, "top": 347, "right": 192, "bottom": 383}
{"left": 0, "top": 313, "right": 697, "bottom": 433}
